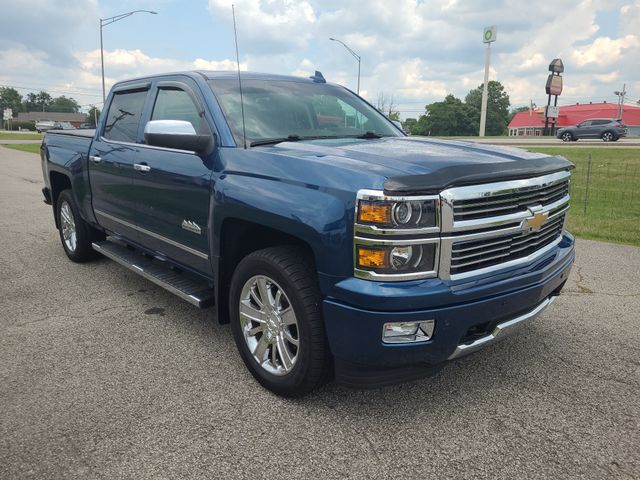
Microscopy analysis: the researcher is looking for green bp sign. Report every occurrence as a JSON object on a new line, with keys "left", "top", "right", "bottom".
{"left": 483, "top": 26, "right": 497, "bottom": 43}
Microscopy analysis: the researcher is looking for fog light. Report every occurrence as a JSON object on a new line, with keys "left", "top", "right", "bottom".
{"left": 382, "top": 320, "right": 435, "bottom": 344}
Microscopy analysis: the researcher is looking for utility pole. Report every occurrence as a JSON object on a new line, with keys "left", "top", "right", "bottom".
{"left": 479, "top": 26, "right": 497, "bottom": 137}
{"left": 614, "top": 84, "right": 626, "bottom": 119}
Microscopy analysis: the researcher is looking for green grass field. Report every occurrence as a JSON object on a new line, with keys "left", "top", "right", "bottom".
{"left": 1, "top": 143, "right": 41, "bottom": 155}
{"left": 529, "top": 148, "right": 640, "bottom": 246}
{"left": 0, "top": 132, "right": 43, "bottom": 140}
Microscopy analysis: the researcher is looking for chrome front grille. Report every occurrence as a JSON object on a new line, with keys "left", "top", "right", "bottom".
{"left": 450, "top": 212, "right": 566, "bottom": 275}
{"left": 439, "top": 170, "right": 571, "bottom": 280}
{"left": 452, "top": 178, "right": 569, "bottom": 221}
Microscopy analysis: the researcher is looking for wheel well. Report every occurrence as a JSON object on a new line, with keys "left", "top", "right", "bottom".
{"left": 49, "top": 172, "right": 72, "bottom": 228}
{"left": 216, "top": 218, "right": 316, "bottom": 324}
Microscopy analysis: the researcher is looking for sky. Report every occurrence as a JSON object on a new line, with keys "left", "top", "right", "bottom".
{"left": 1, "top": 0, "right": 639, "bottom": 118}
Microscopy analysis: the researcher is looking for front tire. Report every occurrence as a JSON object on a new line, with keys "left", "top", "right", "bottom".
{"left": 229, "top": 246, "right": 331, "bottom": 397}
{"left": 56, "top": 189, "right": 102, "bottom": 262}
{"left": 560, "top": 132, "right": 573, "bottom": 142}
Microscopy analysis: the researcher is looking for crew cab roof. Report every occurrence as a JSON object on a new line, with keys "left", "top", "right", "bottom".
{"left": 110, "top": 70, "right": 324, "bottom": 90}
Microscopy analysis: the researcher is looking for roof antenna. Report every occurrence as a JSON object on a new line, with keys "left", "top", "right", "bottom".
{"left": 232, "top": 4, "right": 247, "bottom": 149}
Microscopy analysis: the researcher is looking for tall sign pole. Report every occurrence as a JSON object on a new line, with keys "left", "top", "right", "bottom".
{"left": 544, "top": 59, "right": 564, "bottom": 135}
{"left": 479, "top": 26, "right": 497, "bottom": 137}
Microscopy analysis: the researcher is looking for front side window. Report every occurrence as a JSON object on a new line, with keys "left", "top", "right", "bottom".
{"left": 103, "top": 89, "right": 148, "bottom": 142}
{"left": 208, "top": 79, "right": 402, "bottom": 145}
{"left": 151, "top": 88, "right": 205, "bottom": 133}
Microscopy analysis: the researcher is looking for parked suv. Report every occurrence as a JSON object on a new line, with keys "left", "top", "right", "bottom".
{"left": 557, "top": 118, "right": 627, "bottom": 142}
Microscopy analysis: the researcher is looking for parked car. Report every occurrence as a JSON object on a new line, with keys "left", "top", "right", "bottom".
{"left": 557, "top": 118, "right": 627, "bottom": 142}
{"left": 35, "top": 120, "right": 55, "bottom": 133}
{"left": 40, "top": 71, "right": 575, "bottom": 396}
{"left": 52, "top": 122, "right": 76, "bottom": 130}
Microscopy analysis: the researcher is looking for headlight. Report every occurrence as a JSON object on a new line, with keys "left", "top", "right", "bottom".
{"left": 356, "top": 242, "right": 437, "bottom": 276}
{"left": 357, "top": 199, "right": 437, "bottom": 229}
{"left": 354, "top": 190, "right": 441, "bottom": 281}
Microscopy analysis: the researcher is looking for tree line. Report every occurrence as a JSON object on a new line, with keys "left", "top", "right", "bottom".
{"left": 0, "top": 87, "right": 100, "bottom": 127}
{"left": 402, "top": 81, "right": 513, "bottom": 136}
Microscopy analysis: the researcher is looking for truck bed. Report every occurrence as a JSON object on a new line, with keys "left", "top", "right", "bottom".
{"left": 47, "top": 129, "right": 96, "bottom": 138}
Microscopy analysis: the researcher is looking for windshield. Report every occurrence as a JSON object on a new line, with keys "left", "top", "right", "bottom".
{"left": 208, "top": 79, "right": 402, "bottom": 145}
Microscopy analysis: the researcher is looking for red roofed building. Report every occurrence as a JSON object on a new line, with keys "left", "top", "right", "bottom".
{"left": 508, "top": 102, "right": 640, "bottom": 137}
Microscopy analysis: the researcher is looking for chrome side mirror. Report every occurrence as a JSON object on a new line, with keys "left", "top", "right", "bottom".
{"left": 392, "top": 120, "right": 407, "bottom": 134}
{"left": 144, "top": 120, "right": 213, "bottom": 154}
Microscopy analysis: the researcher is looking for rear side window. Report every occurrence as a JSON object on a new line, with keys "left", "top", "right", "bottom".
{"left": 103, "top": 89, "right": 148, "bottom": 142}
{"left": 593, "top": 119, "right": 611, "bottom": 126}
{"left": 151, "top": 88, "right": 205, "bottom": 134}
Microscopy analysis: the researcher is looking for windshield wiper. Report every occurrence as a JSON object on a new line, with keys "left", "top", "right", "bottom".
{"left": 249, "top": 134, "right": 347, "bottom": 147}
{"left": 250, "top": 135, "right": 302, "bottom": 147}
{"left": 355, "top": 131, "right": 385, "bottom": 139}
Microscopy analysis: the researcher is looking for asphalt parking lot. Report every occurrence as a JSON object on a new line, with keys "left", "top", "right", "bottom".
{"left": 1, "top": 145, "right": 639, "bottom": 479}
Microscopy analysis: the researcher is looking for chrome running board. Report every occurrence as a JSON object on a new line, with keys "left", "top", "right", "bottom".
{"left": 92, "top": 239, "right": 214, "bottom": 308}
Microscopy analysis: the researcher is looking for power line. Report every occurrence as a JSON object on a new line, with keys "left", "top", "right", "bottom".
{"left": 0, "top": 83, "right": 103, "bottom": 98}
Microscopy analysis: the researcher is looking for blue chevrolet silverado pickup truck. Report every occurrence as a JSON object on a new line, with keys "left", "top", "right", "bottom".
{"left": 41, "top": 71, "right": 575, "bottom": 396}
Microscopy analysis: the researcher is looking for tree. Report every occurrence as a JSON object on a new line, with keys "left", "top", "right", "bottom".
{"left": 411, "top": 95, "right": 476, "bottom": 136}
{"left": 464, "top": 81, "right": 511, "bottom": 135}
{"left": 377, "top": 92, "right": 400, "bottom": 121}
{"left": 49, "top": 95, "right": 80, "bottom": 113}
{"left": 23, "top": 91, "right": 52, "bottom": 112}
{"left": 508, "top": 105, "right": 530, "bottom": 123}
{"left": 86, "top": 106, "right": 101, "bottom": 127}
{"left": 402, "top": 118, "right": 418, "bottom": 133}
{"left": 0, "top": 87, "right": 23, "bottom": 117}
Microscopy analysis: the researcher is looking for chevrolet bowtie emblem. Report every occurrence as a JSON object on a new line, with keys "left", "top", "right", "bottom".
{"left": 524, "top": 211, "right": 548, "bottom": 231}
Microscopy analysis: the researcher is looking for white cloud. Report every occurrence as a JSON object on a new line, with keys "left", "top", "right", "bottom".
{"left": 571, "top": 35, "right": 640, "bottom": 67}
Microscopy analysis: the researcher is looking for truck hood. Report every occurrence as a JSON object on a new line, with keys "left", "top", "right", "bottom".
{"left": 267, "top": 137, "right": 573, "bottom": 194}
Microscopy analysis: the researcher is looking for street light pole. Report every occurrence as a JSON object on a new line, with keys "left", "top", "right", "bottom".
{"left": 100, "top": 22, "right": 105, "bottom": 102}
{"left": 329, "top": 37, "right": 361, "bottom": 94}
{"left": 100, "top": 10, "right": 158, "bottom": 103}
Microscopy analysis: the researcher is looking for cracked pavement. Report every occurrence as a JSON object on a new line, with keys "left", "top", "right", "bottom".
{"left": 1, "top": 145, "right": 639, "bottom": 479}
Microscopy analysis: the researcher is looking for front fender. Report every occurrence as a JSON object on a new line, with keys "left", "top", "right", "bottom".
{"left": 212, "top": 172, "right": 353, "bottom": 278}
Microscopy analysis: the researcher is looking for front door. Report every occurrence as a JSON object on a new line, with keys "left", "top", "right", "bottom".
{"left": 132, "top": 80, "right": 214, "bottom": 275}
{"left": 578, "top": 120, "right": 596, "bottom": 138}
{"left": 89, "top": 86, "right": 150, "bottom": 240}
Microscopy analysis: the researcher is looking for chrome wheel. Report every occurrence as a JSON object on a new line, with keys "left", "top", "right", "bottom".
{"left": 602, "top": 132, "right": 613, "bottom": 142}
{"left": 59, "top": 201, "right": 77, "bottom": 252}
{"left": 239, "top": 275, "right": 299, "bottom": 376}
{"left": 561, "top": 132, "right": 572, "bottom": 142}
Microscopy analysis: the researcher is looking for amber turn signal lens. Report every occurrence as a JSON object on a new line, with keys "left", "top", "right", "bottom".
{"left": 357, "top": 247, "right": 388, "bottom": 269}
{"left": 358, "top": 201, "right": 391, "bottom": 224}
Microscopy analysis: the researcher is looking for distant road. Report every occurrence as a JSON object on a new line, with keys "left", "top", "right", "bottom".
{"left": 431, "top": 136, "right": 640, "bottom": 148}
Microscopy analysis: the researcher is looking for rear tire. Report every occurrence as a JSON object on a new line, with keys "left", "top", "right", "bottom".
{"left": 229, "top": 246, "right": 331, "bottom": 397}
{"left": 56, "top": 189, "right": 103, "bottom": 262}
{"left": 601, "top": 131, "right": 615, "bottom": 142}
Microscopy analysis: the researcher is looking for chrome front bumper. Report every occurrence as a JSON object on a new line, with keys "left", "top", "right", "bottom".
{"left": 448, "top": 295, "right": 557, "bottom": 360}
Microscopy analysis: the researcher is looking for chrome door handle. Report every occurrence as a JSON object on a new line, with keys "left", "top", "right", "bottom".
{"left": 89, "top": 155, "right": 101, "bottom": 163}
{"left": 134, "top": 163, "right": 151, "bottom": 173}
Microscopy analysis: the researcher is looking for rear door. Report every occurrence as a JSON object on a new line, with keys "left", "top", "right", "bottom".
{"left": 132, "top": 78, "right": 214, "bottom": 275}
{"left": 89, "top": 84, "right": 150, "bottom": 240}
{"left": 591, "top": 119, "right": 610, "bottom": 137}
